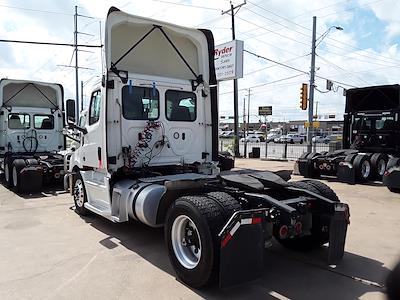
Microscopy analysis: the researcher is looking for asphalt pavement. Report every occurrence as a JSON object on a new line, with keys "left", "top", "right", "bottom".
{"left": 0, "top": 159, "right": 399, "bottom": 300}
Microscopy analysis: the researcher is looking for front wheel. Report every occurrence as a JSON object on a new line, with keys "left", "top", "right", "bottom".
{"left": 73, "top": 172, "right": 90, "bottom": 215}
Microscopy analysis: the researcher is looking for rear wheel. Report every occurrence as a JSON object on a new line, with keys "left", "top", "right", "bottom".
{"left": 371, "top": 153, "right": 387, "bottom": 179}
{"left": 353, "top": 155, "right": 371, "bottom": 182}
{"left": 275, "top": 180, "right": 339, "bottom": 251}
{"left": 165, "top": 193, "right": 239, "bottom": 288}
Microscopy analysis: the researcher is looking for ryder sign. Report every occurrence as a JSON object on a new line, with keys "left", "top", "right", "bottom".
{"left": 214, "top": 40, "right": 244, "bottom": 81}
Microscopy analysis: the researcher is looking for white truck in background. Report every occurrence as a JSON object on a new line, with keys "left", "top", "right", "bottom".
{"left": 0, "top": 79, "right": 66, "bottom": 193}
{"left": 64, "top": 7, "right": 350, "bottom": 288}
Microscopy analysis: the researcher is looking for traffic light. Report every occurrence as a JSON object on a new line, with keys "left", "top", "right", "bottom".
{"left": 300, "top": 83, "right": 308, "bottom": 110}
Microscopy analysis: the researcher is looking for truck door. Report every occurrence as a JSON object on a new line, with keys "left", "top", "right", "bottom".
{"left": 81, "top": 90, "right": 104, "bottom": 169}
{"left": 163, "top": 88, "right": 206, "bottom": 163}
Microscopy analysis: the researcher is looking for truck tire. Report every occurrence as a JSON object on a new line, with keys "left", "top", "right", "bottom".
{"left": 299, "top": 152, "right": 310, "bottom": 159}
{"left": 73, "top": 172, "right": 90, "bottom": 216}
{"left": 353, "top": 155, "right": 371, "bottom": 182}
{"left": 12, "top": 159, "right": 27, "bottom": 193}
{"left": 4, "top": 156, "right": 14, "bottom": 188}
{"left": 275, "top": 180, "right": 339, "bottom": 251}
{"left": 387, "top": 157, "right": 400, "bottom": 169}
{"left": 370, "top": 153, "right": 388, "bottom": 179}
{"left": 305, "top": 180, "right": 340, "bottom": 202}
{"left": 206, "top": 192, "right": 241, "bottom": 220}
{"left": 165, "top": 195, "right": 228, "bottom": 288}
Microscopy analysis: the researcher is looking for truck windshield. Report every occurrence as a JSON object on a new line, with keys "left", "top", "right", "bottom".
{"left": 8, "top": 113, "right": 30, "bottom": 129}
{"left": 122, "top": 86, "right": 159, "bottom": 120}
{"left": 354, "top": 116, "right": 396, "bottom": 131}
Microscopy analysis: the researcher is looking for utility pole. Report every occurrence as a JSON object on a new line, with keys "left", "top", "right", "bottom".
{"left": 243, "top": 97, "right": 247, "bottom": 158}
{"left": 74, "top": 5, "right": 79, "bottom": 124}
{"left": 81, "top": 80, "right": 84, "bottom": 112}
{"left": 222, "top": 1, "right": 246, "bottom": 157}
{"left": 307, "top": 16, "right": 317, "bottom": 153}
{"left": 247, "top": 88, "right": 251, "bottom": 138}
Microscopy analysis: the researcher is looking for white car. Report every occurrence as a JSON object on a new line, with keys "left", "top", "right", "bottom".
{"left": 281, "top": 134, "right": 305, "bottom": 144}
{"left": 240, "top": 135, "right": 260, "bottom": 143}
{"left": 312, "top": 135, "right": 330, "bottom": 144}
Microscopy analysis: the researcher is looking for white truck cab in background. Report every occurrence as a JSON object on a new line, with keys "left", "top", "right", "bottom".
{"left": 0, "top": 78, "right": 66, "bottom": 192}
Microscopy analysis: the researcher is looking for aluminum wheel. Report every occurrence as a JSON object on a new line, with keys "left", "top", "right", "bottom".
{"left": 361, "top": 160, "right": 371, "bottom": 179}
{"left": 74, "top": 179, "right": 85, "bottom": 208}
{"left": 377, "top": 159, "right": 386, "bottom": 176}
{"left": 12, "top": 166, "right": 18, "bottom": 187}
{"left": 4, "top": 163, "right": 9, "bottom": 183}
{"left": 171, "top": 215, "right": 202, "bottom": 269}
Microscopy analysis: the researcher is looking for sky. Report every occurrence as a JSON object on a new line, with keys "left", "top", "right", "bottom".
{"left": 0, "top": 0, "right": 399, "bottom": 123}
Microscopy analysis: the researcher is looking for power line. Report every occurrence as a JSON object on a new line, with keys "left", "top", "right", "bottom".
{"left": 244, "top": 49, "right": 309, "bottom": 75}
{"left": 0, "top": 39, "right": 102, "bottom": 48}
{"left": 245, "top": 0, "right": 400, "bottom": 66}
{"left": 219, "top": 73, "right": 307, "bottom": 95}
{"left": 150, "top": 0, "right": 222, "bottom": 11}
{"left": 244, "top": 53, "right": 310, "bottom": 76}
{"left": 0, "top": 4, "right": 74, "bottom": 15}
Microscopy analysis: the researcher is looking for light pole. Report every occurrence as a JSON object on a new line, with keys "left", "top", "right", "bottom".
{"left": 307, "top": 17, "right": 343, "bottom": 152}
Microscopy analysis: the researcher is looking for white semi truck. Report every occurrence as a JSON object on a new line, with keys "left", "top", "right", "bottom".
{"left": 0, "top": 78, "right": 66, "bottom": 193}
{"left": 64, "top": 7, "right": 350, "bottom": 288}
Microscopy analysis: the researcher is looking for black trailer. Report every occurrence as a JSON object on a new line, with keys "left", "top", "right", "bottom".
{"left": 297, "top": 84, "right": 400, "bottom": 189}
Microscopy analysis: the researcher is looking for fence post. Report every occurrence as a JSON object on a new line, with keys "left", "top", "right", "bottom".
{"left": 265, "top": 140, "right": 268, "bottom": 158}
{"left": 283, "top": 142, "right": 287, "bottom": 159}
{"left": 220, "top": 140, "right": 223, "bottom": 151}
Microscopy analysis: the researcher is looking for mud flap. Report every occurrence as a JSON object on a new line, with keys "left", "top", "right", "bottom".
{"left": 219, "top": 215, "right": 265, "bottom": 288}
{"left": 337, "top": 163, "right": 356, "bottom": 184}
{"left": 328, "top": 203, "right": 349, "bottom": 265}
{"left": 383, "top": 171, "right": 400, "bottom": 189}
{"left": 297, "top": 158, "right": 313, "bottom": 177}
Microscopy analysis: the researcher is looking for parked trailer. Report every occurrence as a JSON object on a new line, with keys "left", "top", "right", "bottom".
{"left": 0, "top": 79, "right": 67, "bottom": 193}
{"left": 64, "top": 7, "right": 350, "bottom": 288}
{"left": 297, "top": 84, "right": 400, "bottom": 188}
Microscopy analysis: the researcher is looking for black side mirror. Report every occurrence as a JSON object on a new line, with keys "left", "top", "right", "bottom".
{"left": 66, "top": 99, "right": 76, "bottom": 123}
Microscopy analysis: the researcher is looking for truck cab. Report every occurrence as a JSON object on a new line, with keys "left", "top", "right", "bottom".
{"left": 65, "top": 7, "right": 349, "bottom": 288}
{"left": 0, "top": 79, "right": 66, "bottom": 192}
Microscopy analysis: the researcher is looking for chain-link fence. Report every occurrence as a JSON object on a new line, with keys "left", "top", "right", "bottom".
{"left": 219, "top": 139, "right": 342, "bottom": 160}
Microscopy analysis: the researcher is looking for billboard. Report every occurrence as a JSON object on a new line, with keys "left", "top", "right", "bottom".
{"left": 214, "top": 40, "right": 244, "bottom": 81}
{"left": 258, "top": 106, "right": 272, "bottom": 116}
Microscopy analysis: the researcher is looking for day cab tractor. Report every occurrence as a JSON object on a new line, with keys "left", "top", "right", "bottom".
{"left": 64, "top": 7, "right": 350, "bottom": 288}
{"left": 0, "top": 79, "right": 66, "bottom": 193}
{"left": 297, "top": 84, "right": 400, "bottom": 190}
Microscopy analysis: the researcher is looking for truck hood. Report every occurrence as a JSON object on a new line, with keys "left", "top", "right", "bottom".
{"left": 104, "top": 7, "right": 211, "bottom": 85}
{"left": 0, "top": 79, "right": 63, "bottom": 109}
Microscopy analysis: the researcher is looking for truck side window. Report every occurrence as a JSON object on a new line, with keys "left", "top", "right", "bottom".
{"left": 8, "top": 113, "right": 30, "bottom": 129}
{"left": 165, "top": 90, "right": 196, "bottom": 122}
{"left": 122, "top": 86, "right": 159, "bottom": 120}
{"left": 89, "top": 90, "right": 101, "bottom": 125}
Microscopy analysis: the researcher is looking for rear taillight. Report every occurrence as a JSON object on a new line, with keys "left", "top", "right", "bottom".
{"left": 279, "top": 225, "right": 288, "bottom": 239}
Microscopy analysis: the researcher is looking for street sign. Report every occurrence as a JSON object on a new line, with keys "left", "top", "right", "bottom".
{"left": 305, "top": 121, "right": 320, "bottom": 128}
{"left": 258, "top": 106, "right": 272, "bottom": 116}
{"left": 215, "top": 40, "right": 244, "bottom": 81}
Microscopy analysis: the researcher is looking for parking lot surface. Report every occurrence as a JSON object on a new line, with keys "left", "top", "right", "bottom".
{"left": 0, "top": 159, "right": 399, "bottom": 300}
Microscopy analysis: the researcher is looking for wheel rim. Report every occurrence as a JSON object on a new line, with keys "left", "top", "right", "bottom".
{"left": 171, "top": 215, "right": 202, "bottom": 269}
{"left": 74, "top": 179, "right": 85, "bottom": 207}
{"left": 4, "top": 164, "right": 9, "bottom": 182}
{"left": 361, "top": 160, "right": 371, "bottom": 178}
{"left": 12, "top": 166, "right": 18, "bottom": 187}
{"left": 377, "top": 159, "right": 386, "bottom": 176}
